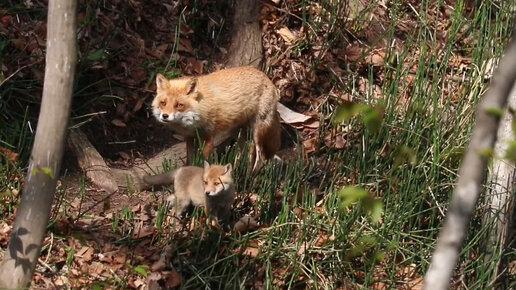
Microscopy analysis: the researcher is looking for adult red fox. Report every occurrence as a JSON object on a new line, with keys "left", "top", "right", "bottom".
{"left": 151, "top": 66, "right": 281, "bottom": 170}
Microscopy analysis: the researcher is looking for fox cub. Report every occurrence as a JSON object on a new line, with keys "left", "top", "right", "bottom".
{"left": 143, "top": 161, "right": 235, "bottom": 226}
{"left": 152, "top": 66, "right": 281, "bottom": 169}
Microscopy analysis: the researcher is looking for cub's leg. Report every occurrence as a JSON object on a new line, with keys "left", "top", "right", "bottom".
{"left": 166, "top": 194, "right": 191, "bottom": 217}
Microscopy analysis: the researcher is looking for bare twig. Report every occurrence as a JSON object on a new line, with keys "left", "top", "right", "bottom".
{"left": 0, "top": 61, "right": 42, "bottom": 88}
{"left": 424, "top": 24, "right": 516, "bottom": 289}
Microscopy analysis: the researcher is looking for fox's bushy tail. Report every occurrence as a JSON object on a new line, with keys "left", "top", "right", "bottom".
{"left": 143, "top": 170, "right": 178, "bottom": 186}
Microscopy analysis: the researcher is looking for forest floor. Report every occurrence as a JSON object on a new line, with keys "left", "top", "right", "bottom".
{"left": 1, "top": 0, "right": 516, "bottom": 289}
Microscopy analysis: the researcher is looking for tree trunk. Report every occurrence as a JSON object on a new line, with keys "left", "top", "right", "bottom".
{"left": 424, "top": 24, "right": 516, "bottom": 290}
{"left": 482, "top": 83, "right": 516, "bottom": 285}
{"left": 226, "top": 0, "right": 263, "bottom": 68}
{"left": 0, "top": 0, "right": 77, "bottom": 288}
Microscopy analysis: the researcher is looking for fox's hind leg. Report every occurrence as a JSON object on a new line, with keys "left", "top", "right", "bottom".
{"left": 251, "top": 123, "right": 268, "bottom": 171}
{"left": 167, "top": 194, "right": 191, "bottom": 218}
{"left": 251, "top": 112, "right": 281, "bottom": 171}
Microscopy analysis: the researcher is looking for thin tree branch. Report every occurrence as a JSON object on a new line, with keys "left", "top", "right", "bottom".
{"left": 424, "top": 24, "right": 516, "bottom": 289}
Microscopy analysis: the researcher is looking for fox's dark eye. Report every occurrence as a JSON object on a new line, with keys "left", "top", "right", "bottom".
{"left": 203, "top": 181, "right": 208, "bottom": 185}
{"left": 214, "top": 182, "right": 220, "bottom": 186}
{"left": 175, "top": 103, "right": 184, "bottom": 109}
{"left": 159, "top": 100, "right": 166, "bottom": 107}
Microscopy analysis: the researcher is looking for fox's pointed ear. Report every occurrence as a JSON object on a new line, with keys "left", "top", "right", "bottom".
{"left": 203, "top": 160, "right": 210, "bottom": 169}
{"left": 223, "top": 163, "right": 232, "bottom": 174}
{"left": 186, "top": 78, "right": 198, "bottom": 95}
{"left": 156, "top": 74, "right": 169, "bottom": 90}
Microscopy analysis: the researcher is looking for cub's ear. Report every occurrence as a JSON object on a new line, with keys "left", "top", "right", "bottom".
{"left": 156, "top": 74, "right": 169, "bottom": 90}
{"left": 186, "top": 78, "right": 198, "bottom": 95}
{"left": 203, "top": 160, "right": 210, "bottom": 169}
{"left": 223, "top": 163, "right": 232, "bottom": 174}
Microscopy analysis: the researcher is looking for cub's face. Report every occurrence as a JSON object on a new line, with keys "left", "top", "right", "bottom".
{"left": 152, "top": 74, "right": 200, "bottom": 127}
{"left": 203, "top": 161, "right": 233, "bottom": 197}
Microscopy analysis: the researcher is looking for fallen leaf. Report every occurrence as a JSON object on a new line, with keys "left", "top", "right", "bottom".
{"left": 277, "top": 103, "right": 311, "bottom": 124}
{"left": 184, "top": 57, "right": 205, "bottom": 75}
{"left": 242, "top": 246, "right": 260, "bottom": 258}
{"left": 277, "top": 26, "right": 297, "bottom": 44}
{"left": 407, "top": 276, "right": 424, "bottom": 289}
{"left": 0, "top": 220, "right": 10, "bottom": 235}
{"left": 324, "top": 132, "right": 346, "bottom": 149}
{"left": 116, "top": 102, "right": 127, "bottom": 116}
{"left": 314, "top": 233, "right": 335, "bottom": 247}
{"left": 371, "top": 281, "right": 387, "bottom": 289}
{"left": 76, "top": 246, "right": 94, "bottom": 262}
{"left": 117, "top": 151, "right": 131, "bottom": 160}
{"left": 302, "top": 137, "right": 317, "bottom": 154}
{"left": 178, "top": 38, "right": 193, "bottom": 54}
{"left": 113, "top": 252, "right": 127, "bottom": 264}
{"left": 153, "top": 43, "right": 169, "bottom": 59}
{"left": 146, "top": 272, "right": 162, "bottom": 288}
{"left": 346, "top": 43, "right": 363, "bottom": 62}
{"left": 133, "top": 97, "right": 145, "bottom": 112}
{"left": 111, "top": 119, "right": 127, "bottom": 127}
{"left": 165, "top": 269, "right": 181, "bottom": 288}
{"left": 233, "top": 215, "right": 259, "bottom": 234}
{"left": 0, "top": 147, "right": 18, "bottom": 162}
{"left": 0, "top": 9, "right": 11, "bottom": 26}
{"left": 303, "top": 120, "right": 320, "bottom": 129}
{"left": 133, "top": 277, "right": 145, "bottom": 288}
{"left": 365, "top": 51, "right": 386, "bottom": 66}
{"left": 151, "top": 258, "right": 166, "bottom": 272}
{"left": 132, "top": 225, "right": 155, "bottom": 239}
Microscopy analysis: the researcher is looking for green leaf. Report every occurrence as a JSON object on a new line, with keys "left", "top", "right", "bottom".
{"left": 164, "top": 69, "right": 182, "bottom": 79}
{"left": 358, "top": 235, "right": 377, "bottom": 248}
{"left": 505, "top": 140, "right": 516, "bottom": 161}
{"left": 478, "top": 147, "right": 493, "bottom": 158}
{"left": 362, "top": 106, "right": 384, "bottom": 133}
{"left": 371, "top": 251, "right": 385, "bottom": 262}
{"left": 368, "top": 199, "right": 384, "bottom": 224}
{"left": 85, "top": 49, "right": 105, "bottom": 61}
{"left": 133, "top": 264, "right": 149, "bottom": 277}
{"left": 333, "top": 103, "right": 359, "bottom": 123}
{"left": 485, "top": 106, "right": 503, "bottom": 117}
{"left": 338, "top": 186, "right": 368, "bottom": 207}
{"left": 30, "top": 166, "right": 55, "bottom": 179}
{"left": 393, "top": 145, "right": 416, "bottom": 168}
{"left": 90, "top": 283, "right": 104, "bottom": 290}
{"left": 65, "top": 247, "right": 74, "bottom": 267}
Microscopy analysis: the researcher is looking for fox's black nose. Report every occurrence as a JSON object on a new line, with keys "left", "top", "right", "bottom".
{"left": 205, "top": 191, "right": 210, "bottom": 196}
{"left": 162, "top": 114, "right": 169, "bottom": 119}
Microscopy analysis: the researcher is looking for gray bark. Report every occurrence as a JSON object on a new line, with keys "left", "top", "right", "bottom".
{"left": 0, "top": 0, "right": 77, "bottom": 288}
{"left": 424, "top": 24, "right": 516, "bottom": 289}
{"left": 482, "top": 83, "right": 516, "bottom": 285}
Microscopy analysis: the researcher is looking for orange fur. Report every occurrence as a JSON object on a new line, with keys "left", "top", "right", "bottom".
{"left": 152, "top": 66, "right": 281, "bottom": 168}
{"left": 143, "top": 161, "right": 235, "bottom": 226}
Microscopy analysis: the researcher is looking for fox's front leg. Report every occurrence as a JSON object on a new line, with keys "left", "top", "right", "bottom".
{"left": 185, "top": 137, "right": 194, "bottom": 165}
{"left": 202, "top": 135, "right": 215, "bottom": 159}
